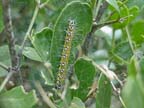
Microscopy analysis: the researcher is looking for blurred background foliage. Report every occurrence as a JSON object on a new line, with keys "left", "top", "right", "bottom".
{"left": 0, "top": 0, "right": 144, "bottom": 108}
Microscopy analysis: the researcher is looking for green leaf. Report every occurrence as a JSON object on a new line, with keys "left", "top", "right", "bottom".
{"left": 128, "top": 57, "right": 137, "bottom": 77}
{"left": 122, "top": 56, "right": 144, "bottom": 108}
{"left": 0, "top": 3, "right": 4, "bottom": 32}
{"left": 31, "top": 27, "right": 53, "bottom": 62}
{"left": 0, "top": 86, "right": 38, "bottom": 108}
{"left": 139, "top": 57, "right": 144, "bottom": 83}
{"left": 89, "top": 0, "right": 96, "bottom": 9}
{"left": 131, "top": 20, "right": 144, "bottom": 45}
{"left": 113, "top": 41, "right": 133, "bottom": 61}
{"left": 73, "top": 57, "right": 96, "bottom": 100}
{"left": 23, "top": 47, "right": 42, "bottom": 62}
{"left": 129, "top": 6, "right": 139, "bottom": 22}
{"left": 69, "top": 97, "right": 85, "bottom": 108}
{"left": 55, "top": 89, "right": 72, "bottom": 108}
{"left": 110, "top": 1, "right": 129, "bottom": 29}
{"left": 50, "top": 1, "right": 92, "bottom": 77}
{"left": 96, "top": 75, "right": 112, "bottom": 108}
{"left": 122, "top": 77, "right": 144, "bottom": 108}
{"left": 0, "top": 45, "right": 11, "bottom": 77}
{"left": 106, "top": 0, "right": 120, "bottom": 13}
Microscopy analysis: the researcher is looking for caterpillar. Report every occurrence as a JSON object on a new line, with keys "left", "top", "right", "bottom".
{"left": 55, "top": 19, "right": 75, "bottom": 90}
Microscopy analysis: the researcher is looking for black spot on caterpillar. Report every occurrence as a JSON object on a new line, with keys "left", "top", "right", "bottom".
{"left": 55, "top": 19, "right": 75, "bottom": 90}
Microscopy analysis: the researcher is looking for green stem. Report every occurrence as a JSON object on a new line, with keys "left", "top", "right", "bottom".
{"left": 112, "top": 29, "right": 115, "bottom": 48}
{"left": 94, "top": 0, "right": 103, "bottom": 20}
{"left": 20, "top": 6, "right": 39, "bottom": 50}
{"left": 125, "top": 26, "right": 135, "bottom": 55}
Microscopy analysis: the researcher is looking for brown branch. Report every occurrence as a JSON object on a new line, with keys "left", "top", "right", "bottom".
{"left": 95, "top": 1, "right": 108, "bottom": 22}
{"left": 0, "top": 0, "right": 20, "bottom": 92}
{"left": 2, "top": 0, "right": 18, "bottom": 67}
{"left": 81, "top": 1, "right": 109, "bottom": 55}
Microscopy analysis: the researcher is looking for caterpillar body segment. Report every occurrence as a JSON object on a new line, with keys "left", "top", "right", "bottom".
{"left": 55, "top": 20, "right": 75, "bottom": 90}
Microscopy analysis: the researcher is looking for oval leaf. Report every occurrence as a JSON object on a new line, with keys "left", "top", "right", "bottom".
{"left": 23, "top": 47, "right": 42, "bottom": 62}
{"left": 0, "top": 86, "right": 38, "bottom": 108}
{"left": 31, "top": 27, "right": 53, "bottom": 62}
{"left": 50, "top": 1, "right": 92, "bottom": 77}
{"left": 96, "top": 75, "right": 112, "bottom": 108}
{"left": 73, "top": 57, "right": 96, "bottom": 100}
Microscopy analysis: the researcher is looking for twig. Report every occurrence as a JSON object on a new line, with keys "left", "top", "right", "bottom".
{"left": 19, "top": 4, "right": 39, "bottom": 54}
{"left": 2, "top": 0, "right": 18, "bottom": 67}
{"left": 0, "top": 0, "right": 50, "bottom": 92}
{"left": 20, "top": 0, "right": 50, "bottom": 52}
{"left": 0, "top": 70, "right": 14, "bottom": 92}
{"left": 34, "top": 81, "right": 57, "bottom": 108}
{"left": 94, "top": 0, "right": 103, "bottom": 21}
{"left": 15, "top": 1, "right": 40, "bottom": 83}
{"left": 0, "top": 62, "right": 9, "bottom": 71}
{"left": 18, "top": 0, "right": 50, "bottom": 65}
{"left": 119, "top": 96, "right": 127, "bottom": 108}
{"left": 92, "top": 19, "right": 119, "bottom": 31}
{"left": 81, "top": 1, "right": 108, "bottom": 55}
{"left": 95, "top": 1, "right": 108, "bottom": 22}
{"left": 39, "top": 0, "right": 50, "bottom": 8}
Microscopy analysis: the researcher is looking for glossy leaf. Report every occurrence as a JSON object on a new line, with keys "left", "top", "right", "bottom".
{"left": 0, "top": 86, "right": 38, "bottom": 108}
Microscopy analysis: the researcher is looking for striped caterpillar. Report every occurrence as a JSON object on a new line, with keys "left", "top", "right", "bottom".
{"left": 55, "top": 19, "right": 75, "bottom": 90}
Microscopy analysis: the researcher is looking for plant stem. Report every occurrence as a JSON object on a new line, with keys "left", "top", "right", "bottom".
{"left": 125, "top": 26, "right": 135, "bottom": 55}
{"left": 0, "top": 71, "right": 14, "bottom": 92}
{"left": 0, "top": 0, "right": 50, "bottom": 93}
{"left": 0, "top": 62, "right": 9, "bottom": 71}
{"left": 34, "top": 81, "right": 57, "bottom": 108}
{"left": 111, "top": 29, "right": 115, "bottom": 47}
{"left": 20, "top": 6, "right": 39, "bottom": 51}
{"left": 94, "top": 0, "right": 103, "bottom": 21}
{"left": 93, "top": 19, "right": 119, "bottom": 30}
{"left": 39, "top": 0, "right": 50, "bottom": 8}
{"left": 2, "top": 0, "right": 18, "bottom": 67}
{"left": 119, "top": 96, "right": 127, "bottom": 108}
